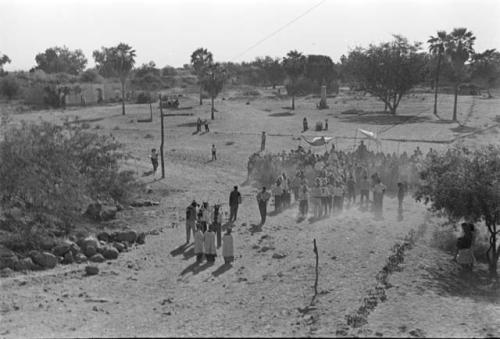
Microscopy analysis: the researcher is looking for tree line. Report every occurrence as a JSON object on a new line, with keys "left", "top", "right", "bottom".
{"left": 1, "top": 27, "right": 499, "bottom": 119}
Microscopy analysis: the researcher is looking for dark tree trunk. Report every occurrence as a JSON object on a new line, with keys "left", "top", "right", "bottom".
{"left": 292, "top": 95, "right": 295, "bottom": 110}
{"left": 199, "top": 86, "right": 203, "bottom": 105}
{"left": 121, "top": 81, "right": 126, "bottom": 115}
{"left": 452, "top": 83, "right": 459, "bottom": 121}
{"left": 211, "top": 95, "right": 215, "bottom": 120}
{"left": 433, "top": 53, "right": 442, "bottom": 115}
{"left": 489, "top": 223, "right": 498, "bottom": 277}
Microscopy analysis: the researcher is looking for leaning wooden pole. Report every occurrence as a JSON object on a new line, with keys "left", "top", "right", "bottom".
{"left": 159, "top": 95, "right": 165, "bottom": 179}
{"left": 311, "top": 238, "right": 319, "bottom": 305}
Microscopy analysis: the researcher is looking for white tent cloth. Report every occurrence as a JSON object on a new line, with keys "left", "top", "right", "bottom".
{"left": 301, "top": 136, "right": 334, "bottom": 146}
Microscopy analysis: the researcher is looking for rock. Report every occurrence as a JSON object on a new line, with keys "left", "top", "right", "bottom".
{"left": 115, "top": 203, "right": 124, "bottom": 211}
{"left": 116, "top": 230, "right": 137, "bottom": 243}
{"left": 0, "top": 246, "right": 18, "bottom": 270}
{"left": 102, "top": 246, "right": 119, "bottom": 260}
{"left": 53, "top": 242, "right": 72, "bottom": 257}
{"left": 97, "top": 232, "right": 110, "bottom": 242}
{"left": 69, "top": 243, "right": 81, "bottom": 256}
{"left": 75, "top": 253, "right": 88, "bottom": 263}
{"left": 85, "top": 265, "right": 99, "bottom": 275}
{"left": 112, "top": 242, "right": 126, "bottom": 252}
{"left": 272, "top": 253, "right": 287, "bottom": 259}
{"left": 13, "top": 257, "right": 36, "bottom": 271}
{"left": 63, "top": 252, "right": 74, "bottom": 264}
{"left": 31, "top": 251, "right": 57, "bottom": 269}
{"left": 84, "top": 245, "right": 98, "bottom": 258}
{"left": 136, "top": 232, "right": 146, "bottom": 245}
{"left": 0, "top": 267, "right": 14, "bottom": 277}
{"left": 85, "top": 202, "right": 117, "bottom": 221}
{"left": 130, "top": 199, "right": 160, "bottom": 207}
{"left": 89, "top": 253, "right": 105, "bottom": 263}
{"left": 39, "top": 236, "right": 57, "bottom": 251}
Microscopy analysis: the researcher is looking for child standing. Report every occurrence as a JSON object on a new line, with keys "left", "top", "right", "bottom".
{"left": 222, "top": 227, "right": 234, "bottom": 265}
{"left": 204, "top": 225, "right": 217, "bottom": 263}
{"left": 194, "top": 224, "right": 205, "bottom": 263}
{"left": 211, "top": 144, "right": 217, "bottom": 161}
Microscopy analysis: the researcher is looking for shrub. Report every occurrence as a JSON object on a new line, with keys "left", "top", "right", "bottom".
{"left": 0, "top": 120, "right": 142, "bottom": 235}
{"left": 0, "top": 75, "right": 20, "bottom": 100}
{"left": 79, "top": 69, "right": 104, "bottom": 83}
{"left": 136, "top": 91, "right": 153, "bottom": 104}
{"left": 315, "top": 121, "right": 323, "bottom": 131}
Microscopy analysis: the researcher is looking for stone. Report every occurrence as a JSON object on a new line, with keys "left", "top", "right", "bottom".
{"left": 31, "top": 251, "right": 58, "bottom": 269}
{"left": 136, "top": 232, "right": 146, "bottom": 245}
{"left": 89, "top": 253, "right": 105, "bottom": 263}
{"left": 85, "top": 202, "right": 117, "bottom": 221}
{"left": 112, "top": 242, "right": 126, "bottom": 252}
{"left": 102, "top": 246, "right": 119, "bottom": 260}
{"left": 13, "top": 257, "right": 37, "bottom": 271}
{"left": 84, "top": 245, "right": 98, "bottom": 258}
{"left": 100, "top": 205, "right": 117, "bottom": 221}
{"left": 97, "top": 232, "right": 110, "bottom": 243}
{"left": 74, "top": 253, "right": 88, "bottom": 264}
{"left": 63, "top": 252, "right": 74, "bottom": 264}
{"left": 115, "top": 230, "right": 137, "bottom": 243}
{"left": 69, "top": 243, "right": 81, "bottom": 256}
{"left": 272, "top": 253, "right": 287, "bottom": 259}
{"left": 53, "top": 242, "right": 72, "bottom": 257}
{"left": 0, "top": 246, "right": 18, "bottom": 270}
{"left": 0, "top": 267, "right": 14, "bottom": 277}
{"left": 85, "top": 265, "right": 99, "bottom": 275}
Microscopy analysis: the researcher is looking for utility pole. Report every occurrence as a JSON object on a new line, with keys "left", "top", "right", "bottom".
{"left": 158, "top": 94, "right": 165, "bottom": 179}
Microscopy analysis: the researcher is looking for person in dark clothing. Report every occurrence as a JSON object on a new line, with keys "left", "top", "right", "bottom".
{"left": 303, "top": 118, "right": 308, "bottom": 132}
{"left": 229, "top": 186, "right": 242, "bottom": 222}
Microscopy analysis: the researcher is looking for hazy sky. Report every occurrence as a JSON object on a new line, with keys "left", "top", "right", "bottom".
{"left": 1, "top": 0, "right": 499, "bottom": 71}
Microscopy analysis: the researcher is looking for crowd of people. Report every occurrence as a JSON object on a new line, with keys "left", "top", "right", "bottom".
{"left": 247, "top": 141, "right": 436, "bottom": 221}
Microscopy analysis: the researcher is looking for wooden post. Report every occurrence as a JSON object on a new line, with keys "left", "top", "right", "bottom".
{"left": 311, "top": 238, "right": 319, "bottom": 305}
{"left": 159, "top": 95, "right": 165, "bottom": 179}
{"left": 149, "top": 102, "right": 153, "bottom": 121}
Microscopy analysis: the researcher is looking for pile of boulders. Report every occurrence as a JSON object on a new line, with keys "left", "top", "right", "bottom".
{"left": 0, "top": 229, "right": 146, "bottom": 273}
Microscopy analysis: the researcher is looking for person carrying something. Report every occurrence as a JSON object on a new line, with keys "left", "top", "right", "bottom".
{"left": 256, "top": 187, "right": 271, "bottom": 226}
{"left": 150, "top": 148, "right": 159, "bottom": 178}
{"left": 185, "top": 200, "right": 198, "bottom": 243}
{"left": 229, "top": 186, "right": 242, "bottom": 223}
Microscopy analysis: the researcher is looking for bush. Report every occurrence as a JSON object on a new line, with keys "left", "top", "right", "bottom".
{"left": 315, "top": 121, "right": 323, "bottom": 131}
{"left": 136, "top": 91, "right": 153, "bottom": 104}
{"left": 0, "top": 75, "right": 20, "bottom": 100}
{"left": 79, "top": 69, "right": 103, "bottom": 83}
{"left": 0, "top": 120, "right": 142, "bottom": 235}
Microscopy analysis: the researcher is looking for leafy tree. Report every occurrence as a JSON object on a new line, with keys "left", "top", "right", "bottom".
{"left": 342, "top": 35, "right": 426, "bottom": 115}
{"left": 35, "top": 46, "right": 87, "bottom": 75}
{"left": 428, "top": 30, "right": 448, "bottom": 115}
{"left": 471, "top": 49, "right": 500, "bottom": 98}
{"left": 0, "top": 75, "right": 20, "bottom": 100}
{"left": 190, "top": 48, "right": 213, "bottom": 105}
{"left": 254, "top": 56, "right": 285, "bottom": 88}
{"left": 79, "top": 68, "right": 103, "bottom": 83}
{"left": 444, "top": 28, "right": 476, "bottom": 121}
{"left": 305, "top": 54, "right": 337, "bottom": 88}
{"left": 283, "top": 50, "right": 306, "bottom": 110}
{"left": 131, "top": 61, "right": 163, "bottom": 91}
{"left": 93, "top": 43, "right": 136, "bottom": 115}
{"left": 201, "top": 63, "right": 226, "bottom": 120}
{"left": 0, "top": 53, "right": 11, "bottom": 75}
{"left": 415, "top": 145, "right": 500, "bottom": 277}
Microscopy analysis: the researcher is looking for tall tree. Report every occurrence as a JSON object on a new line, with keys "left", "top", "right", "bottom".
{"left": 342, "top": 35, "right": 426, "bottom": 115}
{"left": 444, "top": 28, "right": 476, "bottom": 121}
{"left": 0, "top": 53, "right": 11, "bottom": 75}
{"left": 427, "top": 30, "right": 448, "bottom": 116}
{"left": 35, "top": 46, "right": 87, "bottom": 75}
{"left": 190, "top": 48, "right": 213, "bottom": 105}
{"left": 93, "top": 43, "right": 136, "bottom": 115}
{"left": 201, "top": 63, "right": 226, "bottom": 120}
{"left": 283, "top": 50, "right": 306, "bottom": 110}
{"left": 471, "top": 49, "right": 500, "bottom": 99}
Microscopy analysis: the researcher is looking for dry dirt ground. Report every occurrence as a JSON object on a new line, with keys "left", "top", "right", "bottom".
{"left": 1, "top": 88, "right": 500, "bottom": 337}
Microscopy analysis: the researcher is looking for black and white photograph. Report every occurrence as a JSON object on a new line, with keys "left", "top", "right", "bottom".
{"left": 0, "top": 0, "right": 499, "bottom": 337}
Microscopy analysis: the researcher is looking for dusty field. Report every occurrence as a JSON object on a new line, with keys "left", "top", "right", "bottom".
{"left": 1, "top": 88, "right": 500, "bottom": 337}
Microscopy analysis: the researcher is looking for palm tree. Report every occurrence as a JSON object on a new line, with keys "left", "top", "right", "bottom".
{"left": 283, "top": 50, "right": 306, "bottom": 110}
{"left": 190, "top": 48, "right": 213, "bottom": 105}
{"left": 427, "top": 30, "right": 448, "bottom": 116}
{"left": 445, "top": 28, "right": 475, "bottom": 122}
{"left": 115, "top": 44, "right": 136, "bottom": 115}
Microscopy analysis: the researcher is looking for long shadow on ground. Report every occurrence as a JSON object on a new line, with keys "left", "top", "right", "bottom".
{"left": 338, "top": 113, "right": 430, "bottom": 125}
{"left": 212, "top": 263, "right": 232, "bottom": 277}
